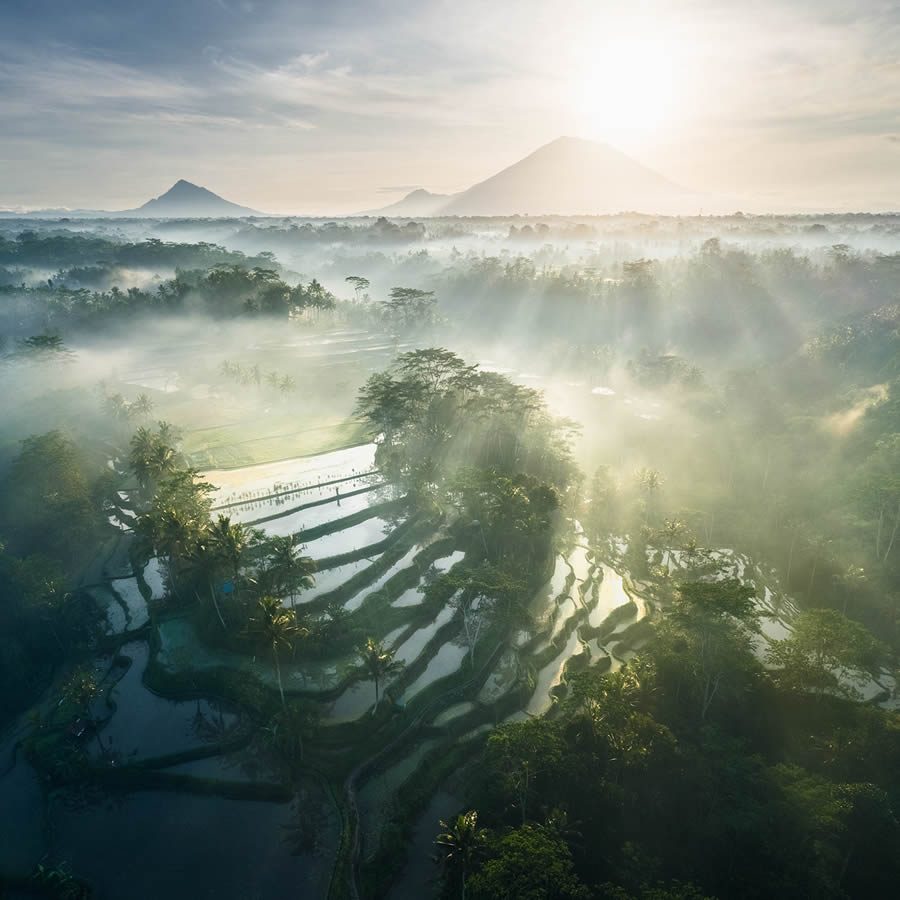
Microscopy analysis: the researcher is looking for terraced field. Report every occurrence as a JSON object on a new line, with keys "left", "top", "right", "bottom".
{"left": 12, "top": 443, "right": 876, "bottom": 900}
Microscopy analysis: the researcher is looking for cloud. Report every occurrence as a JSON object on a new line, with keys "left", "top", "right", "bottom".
{"left": 4, "top": 0, "right": 900, "bottom": 210}
{"left": 377, "top": 185, "right": 422, "bottom": 193}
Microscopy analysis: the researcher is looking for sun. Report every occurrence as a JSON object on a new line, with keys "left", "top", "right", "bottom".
{"left": 572, "top": 37, "right": 683, "bottom": 146}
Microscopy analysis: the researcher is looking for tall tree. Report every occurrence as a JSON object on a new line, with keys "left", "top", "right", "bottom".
{"left": 249, "top": 596, "right": 306, "bottom": 708}
{"left": 357, "top": 636, "right": 404, "bottom": 715}
{"left": 435, "top": 810, "right": 488, "bottom": 900}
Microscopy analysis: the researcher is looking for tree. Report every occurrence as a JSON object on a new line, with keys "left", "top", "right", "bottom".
{"left": 132, "top": 393, "right": 155, "bottom": 418}
{"left": 129, "top": 424, "right": 177, "bottom": 490}
{"left": 767, "top": 608, "right": 884, "bottom": 700}
{"left": 249, "top": 596, "right": 307, "bottom": 707}
{"left": 566, "top": 660, "right": 675, "bottom": 780}
{"left": 636, "top": 468, "right": 664, "bottom": 525}
{"left": 345, "top": 275, "right": 370, "bottom": 301}
{"left": 855, "top": 434, "right": 900, "bottom": 562}
{"left": 485, "top": 719, "right": 564, "bottom": 824}
{"left": 381, "top": 286, "right": 439, "bottom": 333}
{"left": 12, "top": 553, "right": 68, "bottom": 650}
{"left": 261, "top": 535, "right": 317, "bottom": 610}
{"left": 467, "top": 824, "right": 589, "bottom": 900}
{"left": 658, "top": 579, "right": 759, "bottom": 721}
{"left": 3, "top": 430, "right": 95, "bottom": 561}
{"left": 445, "top": 564, "right": 526, "bottom": 667}
{"left": 203, "top": 514, "right": 260, "bottom": 605}
{"left": 135, "top": 468, "right": 215, "bottom": 599}
{"left": 435, "top": 810, "right": 488, "bottom": 900}
{"left": 357, "top": 636, "right": 404, "bottom": 715}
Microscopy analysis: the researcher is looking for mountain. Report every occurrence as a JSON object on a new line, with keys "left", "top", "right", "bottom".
{"left": 362, "top": 137, "right": 707, "bottom": 217}
{"left": 364, "top": 188, "right": 453, "bottom": 217}
{"left": 0, "top": 180, "right": 264, "bottom": 218}
{"left": 125, "top": 180, "right": 261, "bottom": 217}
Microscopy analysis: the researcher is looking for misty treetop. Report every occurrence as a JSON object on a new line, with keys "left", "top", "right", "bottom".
{"left": 356, "top": 348, "right": 578, "bottom": 491}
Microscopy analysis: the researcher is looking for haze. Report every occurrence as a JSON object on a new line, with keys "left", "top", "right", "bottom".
{"left": 4, "top": 3, "right": 900, "bottom": 900}
{"left": 4, "top": 0, "right": 900, "bottom": 213}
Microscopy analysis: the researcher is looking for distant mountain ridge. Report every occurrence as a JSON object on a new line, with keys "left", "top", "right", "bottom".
{"left": 0, "top": 180, "right": 263, "bottom": 218}
{"left": 365, "top": 136, "right": 706, "bottom": 217}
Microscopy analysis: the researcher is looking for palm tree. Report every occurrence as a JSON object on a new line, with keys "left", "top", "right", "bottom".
{"left": 150, "top": 506, "right": 198, "bottom": 601}
{"left": 205, "top": 515, "right": 258, "bottom": 607}
{"left": 129, "top": 426, "right": 156, "bottom": 488}
{"left": 187, "top": 538, "right": 228, "bottom": 630}
{"left": 132, "top": 393, "right": 155, "bottom": 418}
{"left": 265, "top": 535, "right": 316, "bottom": 610}
{"left": 357, "top": 637, "right": 403, "bottom": 716}
{"left": 434, "top": 810, "right": 487, "bottom": 900}
{"left": 250, "top": 596, "right": 307, "bottom": 707}
{"left": 129, "top": 425, "right": 177, "bottom": 490}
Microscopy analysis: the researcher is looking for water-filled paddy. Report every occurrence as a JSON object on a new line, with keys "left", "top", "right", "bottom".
{"left": 92, "top": 642, "right": 238, "bottom": 761}
{"left": 400, "top": 639, "right": 468, "bottom": 703}
{"left": 49, "top": 785, "right": 337, "bottom": 900}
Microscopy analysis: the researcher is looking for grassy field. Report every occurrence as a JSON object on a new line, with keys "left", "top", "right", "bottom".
{"left": 183, "top": 415, "right": 370, "bottom": 469}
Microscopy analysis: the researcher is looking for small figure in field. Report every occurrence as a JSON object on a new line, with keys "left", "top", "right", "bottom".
{"left": 335, "top": 486, "right": 341, "bottom": 506}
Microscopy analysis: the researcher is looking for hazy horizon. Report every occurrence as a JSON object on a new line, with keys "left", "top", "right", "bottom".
{"left": 4, "top": 0, "right": 900, "bottom": 214}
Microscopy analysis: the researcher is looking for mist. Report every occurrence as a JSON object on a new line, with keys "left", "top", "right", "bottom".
{"left": 4, "top": 195, "right": 900, "bottom": 900}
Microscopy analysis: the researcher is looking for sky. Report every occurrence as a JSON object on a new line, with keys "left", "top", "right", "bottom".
{"left": 2, "top": 0, "right": 900, "bottom": 213}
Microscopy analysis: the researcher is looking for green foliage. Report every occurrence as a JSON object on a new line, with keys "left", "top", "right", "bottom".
{"left": 467, "top": 823, "right": 589, "bottom": 900}
{"left": 2, "top": 430, "right": 97, "bottom": 561}
{"left": 356, "top": 348, "right": 576, "bottom": 491}
{"left": 767, "top": 607, "right": 886, "bottom": 699}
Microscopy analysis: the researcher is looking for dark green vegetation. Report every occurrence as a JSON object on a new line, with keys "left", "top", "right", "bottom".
{"left": 3, "top": 215, "right": 900, "bottom": 900}
{"left": 443, "top": 581, "right": 900, "bottom": 900}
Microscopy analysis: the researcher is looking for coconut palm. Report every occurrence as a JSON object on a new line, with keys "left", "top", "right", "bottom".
{"left": 265, "top": 535, "right": 316, "bottom": 610}
{"left": 129, "top": 425, "right": 177, "bottom": 490}
{"left": 132, "top": 393, "right": 155, "bottom": 418}
{"left": 205, "top": 514, "right": 260, "bottom": 606}
{"left": 357, "top": 637, "right": 404, "bottom": 716}
{"left": 249, "top": 596, "right": 307, "bottom": 707}
{"left": 434, "top": 810, "right": 487, "bottom": 900}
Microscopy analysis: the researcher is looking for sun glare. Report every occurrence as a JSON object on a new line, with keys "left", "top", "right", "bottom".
{"left": 573, "top": 37, "right": 683, "bottom": 146}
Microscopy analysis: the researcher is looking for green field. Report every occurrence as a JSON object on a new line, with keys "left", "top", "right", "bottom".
{"left": 182, "top": 415, "right": 370, "bottom": 469}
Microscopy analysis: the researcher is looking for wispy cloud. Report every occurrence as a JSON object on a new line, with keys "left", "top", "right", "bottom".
{"left": 3, "top": 0, "right": 900, "bottom": 210}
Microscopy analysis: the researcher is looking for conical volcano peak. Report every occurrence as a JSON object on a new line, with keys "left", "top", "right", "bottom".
{"left": 135, "top": 180, "right": 261, "bottom": 217}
